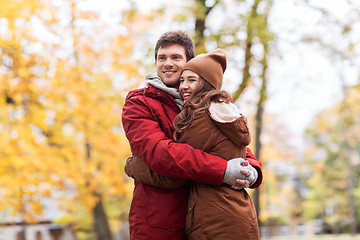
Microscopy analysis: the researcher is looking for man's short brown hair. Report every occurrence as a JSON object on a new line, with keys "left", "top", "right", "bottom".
{"left": 155, "top": 31, "right": 195, "bottom": 62}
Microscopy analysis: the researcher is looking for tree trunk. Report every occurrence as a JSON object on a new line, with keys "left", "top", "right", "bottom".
{"left": 253, "top": 1, "right": 271, "bottom": 230}
{"left": 86, "top": 142, "right": 113, "bottom": 240}
{"left": 254, "top": 43, "right": 268, "bottom": 225}
{"left": 340, "top": 80, "right": 357, "bottom": 235}
{"left": 70, "top": 2, "right": 114, "bottom": 239}
{"left": 346, "top": 154, "right": 357, "bottom": 235}
{"left": 194, "top": 0, "right": 218, "bottom": 53}
{"left": 93, "top": 197, "right": 113, "bottom": 240}
{"left": 232, "top": 0, "right": 261, "bottom": 101}
{"left": 232, "top": 40, "right": 252, "bottom": 101}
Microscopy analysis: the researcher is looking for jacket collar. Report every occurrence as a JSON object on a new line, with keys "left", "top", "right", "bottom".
{"left": 143, "top": 85, "right": 180, "bottom": 111}
{"left": 139, "top": 73, "right": 183, "bottom": 110}
{"left": 126, "top": 85, "right": 180, "bottom": 112}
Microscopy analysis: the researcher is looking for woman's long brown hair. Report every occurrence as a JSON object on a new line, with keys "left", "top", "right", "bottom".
{"left": 173, "top": 77, "right": 232, "bottom": 141}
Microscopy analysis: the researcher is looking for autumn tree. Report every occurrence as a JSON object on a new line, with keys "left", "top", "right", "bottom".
{"left": 299, "top": 0, "right": 360, "bottom": 234}
{"left": 0, "top": 0, "right": 61, "bottom": 223}
{"left": 304, "top": 84, "right": 360, "bottom": 233}
{"left": 0, "top": 0, "right": 145, "bottom": 239}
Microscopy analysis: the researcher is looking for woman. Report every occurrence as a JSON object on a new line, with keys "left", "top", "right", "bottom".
{"left": 126, "top": 49, "right": 259, "bottom": 239}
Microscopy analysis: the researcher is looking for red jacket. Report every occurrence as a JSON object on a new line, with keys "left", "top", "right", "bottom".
{"left": 121, "top": 84, "right": 262, "bottom": 239}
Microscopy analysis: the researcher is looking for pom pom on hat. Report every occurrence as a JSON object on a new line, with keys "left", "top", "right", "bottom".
{"left": 183, "top": 48, "right": 226, "bottom": 90}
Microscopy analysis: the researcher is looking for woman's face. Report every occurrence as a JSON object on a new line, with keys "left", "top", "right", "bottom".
{"left": 179, "top": 70, "right": 201, "bottom": 101}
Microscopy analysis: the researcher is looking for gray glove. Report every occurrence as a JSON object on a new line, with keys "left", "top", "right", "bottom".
{"left": 223, "top": 158, "right": 258, "bottom": 188}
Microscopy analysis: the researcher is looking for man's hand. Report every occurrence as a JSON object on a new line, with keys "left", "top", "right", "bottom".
{"left": 223, "top": 158, "right": 258, "bottom": 190}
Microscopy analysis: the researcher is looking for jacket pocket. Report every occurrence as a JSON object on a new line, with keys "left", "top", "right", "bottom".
{"left": 185, "top": 201, "right": 195, "bottom": 236}
{"left": 146, "top": 187, "right": 188, "bottom": 231}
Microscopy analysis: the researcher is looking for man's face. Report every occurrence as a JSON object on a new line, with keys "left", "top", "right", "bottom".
{"left": 156, "top": 44, "right": 187, "bottom": 88}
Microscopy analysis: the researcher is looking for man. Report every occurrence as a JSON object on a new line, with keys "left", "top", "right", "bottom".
{"left": 122, "top": 31, "right": 262, "bottom": 240}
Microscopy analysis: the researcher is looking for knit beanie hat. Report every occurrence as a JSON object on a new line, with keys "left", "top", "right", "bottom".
{"left": 182, "top": 48, "right": 226, "bottom": 90}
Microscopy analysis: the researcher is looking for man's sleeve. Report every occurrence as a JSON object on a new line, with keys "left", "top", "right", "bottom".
{"left": 125, "top": 155, "right": 189, "bottom": 189}
{"left": 245, "top": 148, "right": 263, "bottom": 188}
{"left": 121, "top": 95, "right": 227, "bottom": 185}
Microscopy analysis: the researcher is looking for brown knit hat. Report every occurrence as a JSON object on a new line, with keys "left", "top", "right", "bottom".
{"left": 182, "top": 48, "right": 226, "bottom": 90}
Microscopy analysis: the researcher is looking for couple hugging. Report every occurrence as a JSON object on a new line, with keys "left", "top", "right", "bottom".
{"left": 122, "top": 31, "right": 262, "bottom": 240}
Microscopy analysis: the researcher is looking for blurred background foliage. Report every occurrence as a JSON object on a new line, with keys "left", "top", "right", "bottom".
{"left": 1, "top": 0, "right": 359, "bottom": 239}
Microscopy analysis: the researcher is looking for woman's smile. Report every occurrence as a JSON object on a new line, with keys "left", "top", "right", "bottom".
{"left": 179, "top": 70, "right": 200, "bottom": 101}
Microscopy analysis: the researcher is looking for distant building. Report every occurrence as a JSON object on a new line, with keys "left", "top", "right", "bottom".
{"left": 0, "top": 221, "right": 75, "bottom": 240}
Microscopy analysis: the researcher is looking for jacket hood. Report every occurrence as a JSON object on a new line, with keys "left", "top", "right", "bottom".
{"left": 208, "top": 102, "right": 250, "bottom": 147}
